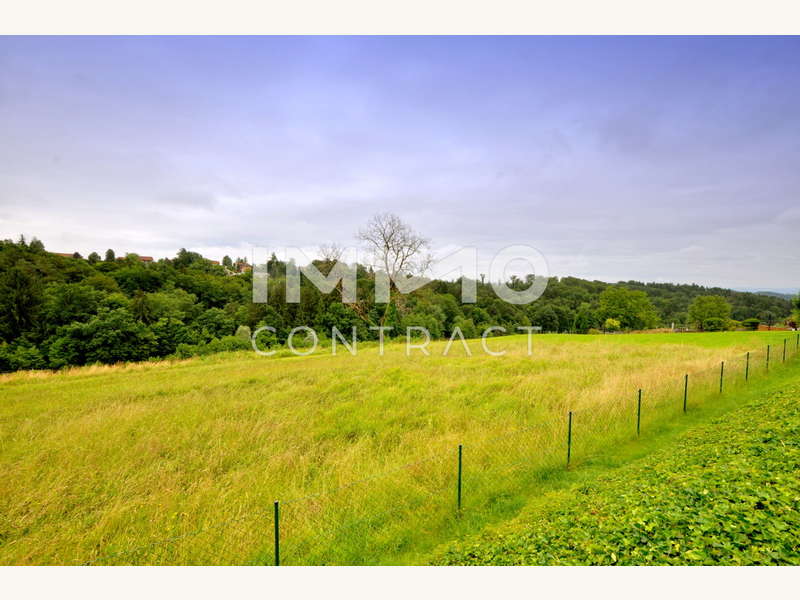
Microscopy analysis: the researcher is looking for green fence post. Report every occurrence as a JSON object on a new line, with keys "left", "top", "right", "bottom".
{"left": 566, "top": 411, "right": 573, "bottom": 467}
{"left": 719, "top": 361, "right": 724, "bottom": 394}
{"left": 273, "top": 500, "right": 280, "bottom": 566}
{"left": 767, "top": 345, "right": 771, "bottom": 372}
{"left": 745, "top": 351, "right": 750, "bottom": 381}
{"left": 783, "top": 339, "right": 787, "bottom": 363}
{"left": 636, "top": 389, "right": 642, "bottom": 436}
{"left": 457, "top": 444, "right": 463, "bottom": 512}
{"left": 683, "top": 374, "right": 688, "bottom": 413}
{"left": 796, "top": 333, "right": 799, "bottom": 352}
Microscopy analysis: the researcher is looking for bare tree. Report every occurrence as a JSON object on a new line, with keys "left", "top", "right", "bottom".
{"left": 357, "top": 213, "right": 432, "bottom": 281}
{"left": 318, "top": 243, "right": 345, "bottom": 263}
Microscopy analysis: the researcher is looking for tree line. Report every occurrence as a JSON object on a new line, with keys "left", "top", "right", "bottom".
{"left": 0, "top": 234, "right": 795, "bottom": 373}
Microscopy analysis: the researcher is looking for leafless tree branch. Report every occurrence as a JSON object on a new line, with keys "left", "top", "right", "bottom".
{"left": 357, "top": 213, "right": 432, "bottom": 280}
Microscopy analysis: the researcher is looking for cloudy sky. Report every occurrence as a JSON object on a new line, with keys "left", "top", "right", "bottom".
{"left": 1, "top": 36, "right": 798, "bottom": 290}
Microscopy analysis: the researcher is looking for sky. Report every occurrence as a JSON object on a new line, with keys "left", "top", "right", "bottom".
{"left": 0, "top": 36, "right": 798, "bottom": 290}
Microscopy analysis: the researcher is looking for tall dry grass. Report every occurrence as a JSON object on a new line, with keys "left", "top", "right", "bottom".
{"left": 0, "top": 331, "right": 796, "bottom": 564}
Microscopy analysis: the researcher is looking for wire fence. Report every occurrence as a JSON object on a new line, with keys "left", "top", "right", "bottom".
{"left": 82, "top": 333, "right": 800, "bottom": 566}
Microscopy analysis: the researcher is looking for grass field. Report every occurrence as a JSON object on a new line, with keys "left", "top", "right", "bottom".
{"left": 1, "top": 331, "right": 798, "bottom": 565}
{"left": 433, "top": 367, "right": 800, "bottom": 565}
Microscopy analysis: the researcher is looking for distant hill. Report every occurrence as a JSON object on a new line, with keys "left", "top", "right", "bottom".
{"left": 755, "top": 291, "right": 795, "bottom": 301}
{"left": 734, "top": 288, "right": 798, "bottom": 301}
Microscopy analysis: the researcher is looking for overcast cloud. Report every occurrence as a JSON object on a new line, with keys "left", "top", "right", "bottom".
{"left": 0, "top": 36, "right": 798, "bottom": 289}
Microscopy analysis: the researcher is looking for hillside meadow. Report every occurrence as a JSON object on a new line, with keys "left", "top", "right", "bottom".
{"left": 0, "top": 330, "right": 797, "bottom": 565}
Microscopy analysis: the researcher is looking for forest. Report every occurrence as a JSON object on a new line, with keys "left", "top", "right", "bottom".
{"left": 0, "top": 236, "right": 795, "bottom": 372}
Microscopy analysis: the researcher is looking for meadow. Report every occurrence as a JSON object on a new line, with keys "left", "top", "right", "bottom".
{"left": 0, "top": 330, "right": 797, "bottom": 565}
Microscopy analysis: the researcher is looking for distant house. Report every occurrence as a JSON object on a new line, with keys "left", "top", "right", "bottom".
{"left": 101, "top": 254, "right": 155, "bottom": 263}
{"left": 220, "top": 259, "right": 252, "bottom": 274}
{"left": 209, "top": 259, "right": 220, "bottom": 265}
{"left": 52, "top": 251, "right": 155, "bottom": 263}
{"left": 118, "top": 254, "right": 154, "bottom": 263}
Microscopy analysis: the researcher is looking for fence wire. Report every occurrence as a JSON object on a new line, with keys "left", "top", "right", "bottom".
{"left": 79, "top": 334, "right": 800, "bottom": 565}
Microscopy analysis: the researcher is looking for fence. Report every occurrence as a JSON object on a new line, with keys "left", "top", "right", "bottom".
{"left": 83, "top": 333, "right": 800, "bottom": 566}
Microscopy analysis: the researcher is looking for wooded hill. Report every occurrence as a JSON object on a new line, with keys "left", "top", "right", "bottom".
{"left": 0, "top": 237, "right": 794, "bottom": 372}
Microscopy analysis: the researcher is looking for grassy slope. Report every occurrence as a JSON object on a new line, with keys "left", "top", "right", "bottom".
{"left": 433, "top": 365, "right": 800, "bottom": 565}
{"left": 0, "top": 331, "right": 796, "bottom": 564}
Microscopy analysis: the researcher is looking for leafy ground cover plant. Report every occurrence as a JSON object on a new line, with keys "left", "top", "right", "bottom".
{"left": 434, "top": 376, "right": 800, "bottom": 565}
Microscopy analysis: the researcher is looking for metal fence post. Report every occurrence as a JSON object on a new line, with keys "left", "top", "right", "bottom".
{"left": 719, "top": 361, "right": 724, "bottom": 394}
{"left": 767, "top": 345, "right": 771, "bottom": 372}
{"left": 566, "top": 411, "right": 573, "bottom": 467}
{"left": 457, "top": 444, "right": 463, "bottom": 512}
{"left": 273, "top": 500, "right": 280, "bottom": 566}
{"left": 783, "top": 338, "right": 787, "bottom": 362}
{"left": 683, "top": 374, "right": 688, "bottom": 413}
{"left": 745, "top": 351, "right": 750, "bottom": 381}
{"left": 636, "top": 389, "right": 642, "bottom": 436}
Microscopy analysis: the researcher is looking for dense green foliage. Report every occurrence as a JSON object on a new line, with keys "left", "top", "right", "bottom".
{"left": 688, "top": 295, "right": 733, "bottom": 330}
{"left": 598, "top": 286, "right": 659, "bottom": 330}
{"left": 435, "top": 380, "right": 800, "bottom": 565}
{"left": 0, "top": 236, "right": 794, "bottom": 372}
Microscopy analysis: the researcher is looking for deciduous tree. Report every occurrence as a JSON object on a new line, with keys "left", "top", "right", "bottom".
{"left": 688, "top": 295, "right": 732, "bottom": 330}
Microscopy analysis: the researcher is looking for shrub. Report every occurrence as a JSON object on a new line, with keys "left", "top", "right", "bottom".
{"left": 47, "top": 308, "right": 156, "bottom": 368}
{"left": 742, "top": 318, "right": 760, "bottom": 331}
{"left": 151, "top": 318, "right": 192, "bottom": 356}
{"left": 572, "top": 303, "right": 596, "bottom": 334}
{"left": 531, "top": 306, "right": 559, "bottom": 333}
{"left": 174, "top": 343, "right": 200, "bottom": 359}
{"left": 401, "top": 312, "right": 443, "bottom": 339}
{"left": 206, "top": 335, "right": 251, "bottom": 353}
{"left": 194, "top": 307, "right": 235, "bottom": 342}
{"left": 702, "top": 317, "right": 727, "bottom": 332}
{"left": 452, "top": 317, "right": 478, "bottom": 339}
{"left": 0, "top": 343, "right": 46, "bottom": 372}
{"left": 253, "top": 322, "right": 279, "bottom": 351}
{"left": 173, "top": 335, "right": 251, "bottom": 359}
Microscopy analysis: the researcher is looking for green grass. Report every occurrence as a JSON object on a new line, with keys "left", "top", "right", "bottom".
{"left": 0, "top": 330, "right": 797, "bottom": 564}
{"left": 432, "top": 364, "right": 800, "bottom": 565}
